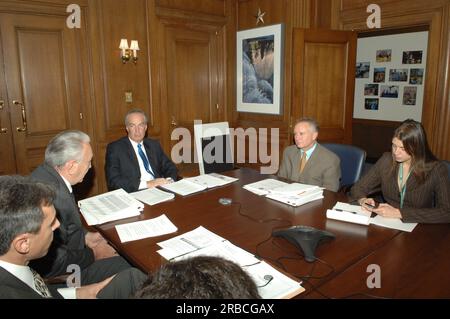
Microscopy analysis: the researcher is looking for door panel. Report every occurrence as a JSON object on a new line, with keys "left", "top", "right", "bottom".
{"left": 292, "top": 29, "right": 356, "bottom": 144}
{"left": 164, "top": 25, "right": 224, "bottom": 157}
{"left": 1, "top": 13, "right": 85, "bottom": 174}
{"left": 0, "top": 33, "right": 17, "bottom": 175}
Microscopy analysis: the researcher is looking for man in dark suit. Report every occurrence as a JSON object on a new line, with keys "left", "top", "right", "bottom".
{"left": 30, "top": 130, "right": 132, "bottom": 284}
{"left": 0, "top": 176, "right": 146, "bottom": 299}
{"left": 278, "top": 118, "right": 341, "bottom": 192}
{"left": 105, "top": 109, "right": 177, "bottom": 192}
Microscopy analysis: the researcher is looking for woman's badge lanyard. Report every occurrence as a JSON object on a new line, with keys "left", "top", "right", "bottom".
{"left": 398, "top": 163, "right": 411, "bottom": 208}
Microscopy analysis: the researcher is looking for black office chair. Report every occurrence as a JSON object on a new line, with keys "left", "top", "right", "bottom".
{"left": 322, "top": 143, "right": 366, "bottom": 192}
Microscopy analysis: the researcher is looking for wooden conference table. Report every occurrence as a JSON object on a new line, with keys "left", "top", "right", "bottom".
{"left": 95, "top": 168, "right": 450, "bottom": 298}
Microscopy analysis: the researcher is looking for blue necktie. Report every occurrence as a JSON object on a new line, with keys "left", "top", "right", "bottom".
{"left": 137, "top": 144, "right": 155, "bottom": 178}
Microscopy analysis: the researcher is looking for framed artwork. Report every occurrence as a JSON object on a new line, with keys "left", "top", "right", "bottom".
{"left": 236, "top": 24, "right": 284, "bottom": 114}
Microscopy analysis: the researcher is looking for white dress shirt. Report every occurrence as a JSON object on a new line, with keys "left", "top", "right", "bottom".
{"left": 0, "top": 260, "right": 76, "bottom": 299}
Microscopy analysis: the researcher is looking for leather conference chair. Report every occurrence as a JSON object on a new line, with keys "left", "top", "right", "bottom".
{"left": 444, "top": 160, "right": 450, "bottom": 180}
{"left": 322, "top": 143, "right": 367, "bottom": 193}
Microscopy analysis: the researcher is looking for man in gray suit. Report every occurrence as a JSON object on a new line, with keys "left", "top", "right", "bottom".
{"left": 278, "top": 118, "right": 341, "bottom": 192}
{"left": 30, "top": 130, "right": 133, "bottom": 284}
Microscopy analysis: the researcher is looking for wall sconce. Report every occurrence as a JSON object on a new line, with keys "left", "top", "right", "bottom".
{"left": 119, "top": 39, "right": 139, "bottom": 64}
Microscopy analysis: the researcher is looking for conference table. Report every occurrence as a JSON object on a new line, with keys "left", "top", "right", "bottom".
{"left": 95, "top": 167, "right": 450, "bottom": 298}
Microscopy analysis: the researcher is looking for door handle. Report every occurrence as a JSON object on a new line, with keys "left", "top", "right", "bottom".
{"left": 0, "top": 100, "right": 7, "bottom": 133}
{"left": 13, "top": 100, "right": 27, "bottom": 132}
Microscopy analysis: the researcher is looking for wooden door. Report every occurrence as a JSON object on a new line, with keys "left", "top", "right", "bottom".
{"left": 291, "top": 29, "right": 356, "bottom": 144}
{"left": 0, "top": 11, "right": 87, "bottom": 174}
{"left": 162, "top": 24, "right": 226, "bottom": 163}
{"left": 0, "top": 49, "right": 16, "bottom": 175}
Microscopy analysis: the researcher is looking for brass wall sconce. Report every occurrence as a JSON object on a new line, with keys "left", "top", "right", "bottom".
{"left": 119, "top": 39, "right": 139, "bottom": 64}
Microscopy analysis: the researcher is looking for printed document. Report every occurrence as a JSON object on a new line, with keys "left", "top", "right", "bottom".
{"left": 115, "top": 214, "right": 178, "bottom": 243}
{"left": 266, "top": 189, "right": 324, "bottom": 207}
{"left": 173, "top": 240, "right": 260, "bottom": 267}
{"left": 157, "top": 226, "right": 304, "bottom": 299}
{"left": 370, "top": 215, "right": 418, "bottom": 232}
{"left": 159, "top": 179, "right": 207, "bottom": 196}
{"left": 243, "top": 179, "right": 289, "bottom": 196}
{"left": 208, "top": 173, "right": 238, "bottom": 184}
{"left": 247, "top": 261, "right": 304, "bottom": 299}
{"left": 185, "top": 173, "right": 236, "bottom": 188}
{"left": 130, "top": 187, "right": 175, "bottom": 206}
{"left": 326, "top": 202, "right": 371, "bottom": 225}
{"left": 78, "top": 188, "right": 143, "bottom": 225}
{"left": 157, "top": 226, "right": 225, "bottom": 260}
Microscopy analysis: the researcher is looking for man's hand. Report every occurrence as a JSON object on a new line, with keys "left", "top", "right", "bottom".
{"left": 372, "top": 203, "right": 402, "bottom": 219}
{"left": 92, "top": 241, "right": 119, "bottom": 260}
{"left": 85, "top": 231, "right": 106, "bottom": 249}
{"left": 146, "top": 178, "right": 171, "bottom": 188}
{"left": 76, "top": 275, "right": 115, "bottom": 299}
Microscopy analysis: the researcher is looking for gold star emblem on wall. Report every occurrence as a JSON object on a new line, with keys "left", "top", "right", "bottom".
{"left": 255, "top": 8, "right": 266, "bottom": 25}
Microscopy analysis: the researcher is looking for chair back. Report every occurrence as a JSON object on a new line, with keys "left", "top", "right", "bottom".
{"left": 444, "top": 160, "right": 450, "bottom": 180}
{"left": 194, "top": 121, "right": 234, "bottom": 174}
{"left": 321, "top": 143, "right": 366, "bottom": 189}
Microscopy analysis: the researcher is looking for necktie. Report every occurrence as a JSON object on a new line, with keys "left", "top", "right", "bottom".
{"left": 30, "top": 268, "right": 52, "bottom": 298}
{"left": 137, "top": 144, "right": 155, "bottom": 177}
{"left": 299, "top": 151, "right": 307, "bottom": 173}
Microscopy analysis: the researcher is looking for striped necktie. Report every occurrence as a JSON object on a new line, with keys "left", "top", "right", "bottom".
{"left": 30, "top": 268, "right": 52, "bottom": 298}
{"left": 137, "top": 143, "right": 155, "bottom": 177}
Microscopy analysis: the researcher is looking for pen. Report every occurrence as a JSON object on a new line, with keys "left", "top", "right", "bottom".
{"left": 334, "top": 208, "right": 357, "bottom": 214}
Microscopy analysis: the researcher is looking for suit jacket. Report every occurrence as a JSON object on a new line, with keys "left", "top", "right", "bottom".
{"left": 30, "top": 164, "right": 94, "bottom": 277}
{"left": 278, "top": 143, "right": 341, "bottom": 192}
{"left": 105, "top": 136, "right": 178, "bottom": 192}
{"left": 349, "top": 152, "right": 450, "bottom": 223}
{"left": 0, "top": 267, "right": 62, "bottom": 299}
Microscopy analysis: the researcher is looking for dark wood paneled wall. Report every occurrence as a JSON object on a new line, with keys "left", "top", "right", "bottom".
{"left": 1, "top": 0, "right": 449, "bottom": 196}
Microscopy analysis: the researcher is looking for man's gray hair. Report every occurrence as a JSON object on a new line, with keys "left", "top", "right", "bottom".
{"left": 124, "top": 109, "right": 148, "bottom": 126}
{"left": 44, "top": 130, "right": 90, "bottom": 168}
{"left": 294, "top": 117, "right": 319, "bottom": 133}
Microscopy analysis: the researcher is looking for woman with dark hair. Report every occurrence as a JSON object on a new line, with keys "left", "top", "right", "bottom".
{"left": 350, "top": 119, "right": 450, "bottom": 223}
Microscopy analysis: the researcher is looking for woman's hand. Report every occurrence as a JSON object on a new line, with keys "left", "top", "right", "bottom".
{"left": 372, "top": 203, "right": 402, "bottom": 219}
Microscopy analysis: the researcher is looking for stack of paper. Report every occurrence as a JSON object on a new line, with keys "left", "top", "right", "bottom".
{"left": 185, "top": 173, "right": 237, "bottom": 188}
{"left": 243, "top": 179, "right": 289, "bottom": 196}
{"left": 243, "top": 179, "right": 324, "bottom": 207}
{"left": 326, "top": 202, "right": 371, "bottom": 225}
{"left": 130, "top": 187, "right": 174, "bottom": 206}
{"left": 157, "top": 226, "right": 304, "bottom": 299}
{"left": 157, "top": 226, "right": 225, "bottom": 260}
{"left": 115, "top": 214, "right": 178, "bottom": 243}
{"left": 266, "top": 183, "right": 324, "bottom": 207}
{"left": 160, "top": 173, "right": 238, "bottom": 196}
{"left": 78, "top": 188, "right": 144, "bottom": 225}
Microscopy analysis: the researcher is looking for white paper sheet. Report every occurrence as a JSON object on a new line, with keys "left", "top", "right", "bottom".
{"left": 115, "top": 214, "right": 178, "bottom": 243}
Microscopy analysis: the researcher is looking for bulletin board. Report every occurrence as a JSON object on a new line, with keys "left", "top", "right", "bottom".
{"left": 353, "top": 31, "right": 428, "bottom": 122}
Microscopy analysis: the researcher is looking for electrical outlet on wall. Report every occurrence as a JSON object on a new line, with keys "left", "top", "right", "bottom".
{"left": 125, "top": 91, "right": 133, "bottom": 103}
